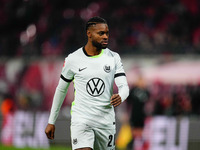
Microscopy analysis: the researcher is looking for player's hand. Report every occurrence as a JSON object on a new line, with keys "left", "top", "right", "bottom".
{"left": 111, "top": 94, "right": 122, "bottom": 107}
{"left": 45, "top": 124, "right": 55, "bottom": 140}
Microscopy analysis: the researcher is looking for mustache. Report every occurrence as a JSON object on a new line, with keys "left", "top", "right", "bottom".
{"left": 101, "top": 40, "right": 108, "bottom": 43}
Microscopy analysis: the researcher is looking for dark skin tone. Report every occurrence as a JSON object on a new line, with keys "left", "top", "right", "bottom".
{"left": 45, "top": 23, "right": 122, "bottom": 150}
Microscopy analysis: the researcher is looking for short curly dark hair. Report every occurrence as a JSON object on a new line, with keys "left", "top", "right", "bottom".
{"left": 86, "top": 16, "right": 107, "bottom": 31}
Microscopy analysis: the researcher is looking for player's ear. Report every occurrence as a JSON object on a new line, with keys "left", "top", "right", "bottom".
{"left": 87, "top": 30, "right": 92, "bottom": 38}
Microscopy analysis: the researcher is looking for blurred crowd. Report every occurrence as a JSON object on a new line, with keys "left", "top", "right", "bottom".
{"left": 133, "top": 80, "right": 200, "bottom": 117}
{"left": 1, "top": 0, "right": 200, "bottom": 57}
{"left": 126, "top": 76, "right": 200, "bottom": 120}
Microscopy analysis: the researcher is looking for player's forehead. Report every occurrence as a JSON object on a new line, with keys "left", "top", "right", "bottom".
{"left": 90, "top": 23, "right": 109, "bottom": 32}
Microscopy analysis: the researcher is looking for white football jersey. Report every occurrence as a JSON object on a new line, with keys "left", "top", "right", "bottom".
{"left": 61, "top": 47, "right": 126, "bottom": 129}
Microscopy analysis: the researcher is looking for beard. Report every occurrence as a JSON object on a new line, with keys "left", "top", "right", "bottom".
{"left": 92, "top": 40, "right": 108, "bottom": 50}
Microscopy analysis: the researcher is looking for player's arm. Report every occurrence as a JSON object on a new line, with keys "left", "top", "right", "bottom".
{"left": 45, "top": 56, "right": 74, "bottom": 139}
{"left": 111, "top": 53, "right": 129, "bottom": 107}
{"left": 45, "top": 77, "right": 71, "bottom": 139}
{"left": 111, "top": 75, "right": 129, "bottom": 107}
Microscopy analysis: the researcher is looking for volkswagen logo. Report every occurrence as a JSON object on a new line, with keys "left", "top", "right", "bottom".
{"left": 86, "top": 78, "right": 105, "bottom": 97}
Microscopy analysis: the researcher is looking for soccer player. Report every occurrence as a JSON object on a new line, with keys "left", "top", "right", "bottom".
{"left": 45, "top": 16, "right": 129, "bottom": 150}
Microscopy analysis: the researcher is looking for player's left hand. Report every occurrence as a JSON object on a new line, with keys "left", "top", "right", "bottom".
{"left": 110, "top": 94, "right": 122, "bottom": 107}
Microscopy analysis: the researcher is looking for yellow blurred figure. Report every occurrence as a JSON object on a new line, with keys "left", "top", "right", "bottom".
{"left": 116, "top": 123, "right": 132, "bottom": 149}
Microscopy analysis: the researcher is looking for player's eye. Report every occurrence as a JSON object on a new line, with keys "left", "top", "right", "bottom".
{"left": 98, "top": 31, "right": 109, "bottom": 36}
{"left": 98, "top": 32, "right": 104, "bottom": 36}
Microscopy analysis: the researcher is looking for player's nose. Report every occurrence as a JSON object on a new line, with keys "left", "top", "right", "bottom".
{"left": 102, "top": 33, "right": 108, "bottom": 39}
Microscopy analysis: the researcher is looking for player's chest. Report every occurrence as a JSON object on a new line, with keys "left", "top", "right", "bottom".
{"left": 73, "top": 57, "right": 115, "bottom": 79}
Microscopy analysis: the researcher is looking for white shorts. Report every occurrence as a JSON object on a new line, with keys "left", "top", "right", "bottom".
{"left": 70, "top": 122, "right": 116, "bottom": 150}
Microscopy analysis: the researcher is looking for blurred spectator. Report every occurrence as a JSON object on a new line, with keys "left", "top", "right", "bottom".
{"left": 0, "top": 98, "right": 15, "bottom": 117}
{"left": 126, "top": 75, "right": 150, "bottom": 150}
{"left": 0, "top": 98, "right": 15, "bottom": 145}
{"left": 187, "top": 84, "right": 200, "bottom": 115}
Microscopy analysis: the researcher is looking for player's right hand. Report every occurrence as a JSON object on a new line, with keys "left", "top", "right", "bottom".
{"left": 45, "top": 124, "right": 55, "bottom": 140}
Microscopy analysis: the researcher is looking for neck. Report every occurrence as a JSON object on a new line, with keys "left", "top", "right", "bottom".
{"left": 84, "top": 43, "right": 102, "bottom": 56}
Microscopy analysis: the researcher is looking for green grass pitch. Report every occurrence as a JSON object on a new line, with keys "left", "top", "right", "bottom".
{"left": 0, "top": 144, "right": 72, "bottom": 150}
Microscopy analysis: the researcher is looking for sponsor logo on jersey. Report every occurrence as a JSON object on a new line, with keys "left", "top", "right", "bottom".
{"left": 73, "top": 138, "right": 78, "bottom": 145}
{"left": 86, "top": 78, "right": 105, "bottom": 97}
{"left": 104, "top": 65, "right": 111, "bottom": 73}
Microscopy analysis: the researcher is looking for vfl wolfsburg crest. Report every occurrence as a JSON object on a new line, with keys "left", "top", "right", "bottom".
{"left": 104, "top": 64, "right": 111, "bottom": 73}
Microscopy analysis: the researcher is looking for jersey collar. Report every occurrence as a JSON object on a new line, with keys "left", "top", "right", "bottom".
{"left": 82, "top": 47, "right": 104, "bottom": 58}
